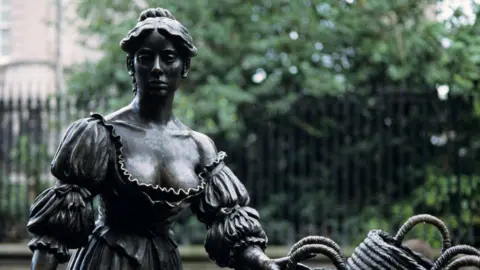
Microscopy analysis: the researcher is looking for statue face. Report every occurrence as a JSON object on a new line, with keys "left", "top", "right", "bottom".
{"left": 133, "top": 30, "right": 184, "bottom": 97}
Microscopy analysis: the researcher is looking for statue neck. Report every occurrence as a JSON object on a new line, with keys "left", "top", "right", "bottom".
{"left": 130, "top": 93, "right": 174, "bottom": 124}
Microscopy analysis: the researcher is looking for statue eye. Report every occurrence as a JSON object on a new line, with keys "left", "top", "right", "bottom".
{"left": 137, "top": 54, "right": 153, "bottom": 63}
{"left": 164, "top": 54, "right": 177, "bottom": 63}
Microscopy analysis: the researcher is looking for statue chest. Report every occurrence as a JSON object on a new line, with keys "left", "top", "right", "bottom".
{"left": 115, "top": 126, "right": 203, "bottom": 191}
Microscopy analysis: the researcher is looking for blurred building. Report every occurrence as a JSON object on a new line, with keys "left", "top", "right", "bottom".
{"left": 0, "top": 0, "right": 100, "bottom": 99}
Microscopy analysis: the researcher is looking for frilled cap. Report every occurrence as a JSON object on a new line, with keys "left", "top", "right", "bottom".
{"left": 120, "top": 7, "right": 197, "bottom": 58}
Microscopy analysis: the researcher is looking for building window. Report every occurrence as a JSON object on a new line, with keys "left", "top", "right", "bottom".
{"left": 0, "top": 0, "right": 11, "bottom": 57}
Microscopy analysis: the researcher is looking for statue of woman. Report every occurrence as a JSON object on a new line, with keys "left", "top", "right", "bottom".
{"left": 27, "top": 7, "right": 280, "bottom": 270}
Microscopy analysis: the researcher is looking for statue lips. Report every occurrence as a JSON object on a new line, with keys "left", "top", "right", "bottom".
{"left": 149, "top": 80, "right": 168, "bottom": 89}
{"left": 148, "top": 80, "right": 169, "bottom": 94}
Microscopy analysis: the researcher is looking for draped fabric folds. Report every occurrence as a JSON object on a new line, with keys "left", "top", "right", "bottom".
{"left": 191, "top": 153, "right": 268, "bottom": 268}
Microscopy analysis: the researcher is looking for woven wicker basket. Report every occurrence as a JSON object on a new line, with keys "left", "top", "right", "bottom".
{"left": 271, "top": 214, "right": 480, "bottom": 270}
{"left": 430, "top": 244, "right": 480, "bottom": 270}
{"left": 271, "top": 235, "right": 347, "bottom": 270}
{"left": 346, "top": 214, "right": 450, "bottom": 270}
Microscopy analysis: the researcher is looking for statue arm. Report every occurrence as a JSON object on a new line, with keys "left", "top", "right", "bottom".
{"left": 27, "top": 117, "right": 112, "bottom": 269}
{"left": 190, "top": 133, "right": 274, "bottom": 269}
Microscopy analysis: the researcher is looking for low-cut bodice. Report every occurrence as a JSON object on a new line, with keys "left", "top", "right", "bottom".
{"left": 112, "top": 119, "right": 202, "bottom": 191}
{"left": 27, "top": 112, "right": 268, "bottom": 269}
{"left": 92, "top": 113, "right": 207, "bottom": 234}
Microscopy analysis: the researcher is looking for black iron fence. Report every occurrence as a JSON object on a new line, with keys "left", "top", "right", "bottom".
{"left": 0, "top": 89, "right": 479, "bottom": 248}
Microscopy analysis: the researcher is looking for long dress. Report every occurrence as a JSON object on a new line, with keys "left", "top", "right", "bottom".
{"left": 26, "top": 113, "right": 268, "bottom": 270}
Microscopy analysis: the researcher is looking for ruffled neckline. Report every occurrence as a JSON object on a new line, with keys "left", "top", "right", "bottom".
{"left": 89, "top": 112, "right": 206, "bottom": 207}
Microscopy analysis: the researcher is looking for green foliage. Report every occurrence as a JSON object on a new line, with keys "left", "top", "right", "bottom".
{"left": 64, "top": 0, "right": 480, "bottom": 246}
{"left": 433, "top": 6, "right": 480, "bottom": 94}
{"left": 353, "top": 167, "right": 480, "bottom": 247}
{"left": 0, "top": 134, "right": 53, "bottom": 241}
{"left": 67, "top": 0, "right": 480, "bottom": 137}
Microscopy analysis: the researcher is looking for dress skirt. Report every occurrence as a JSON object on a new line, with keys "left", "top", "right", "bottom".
{"left": 67, "top": 225, "right": 182, "bottom": 270}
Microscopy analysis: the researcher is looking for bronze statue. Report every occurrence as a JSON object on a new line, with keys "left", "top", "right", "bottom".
{"left": 26, "top": 7, "right": 281, "bottom": 270}
{"left": 25, "top": 7, "right": 480, "bottom": 270}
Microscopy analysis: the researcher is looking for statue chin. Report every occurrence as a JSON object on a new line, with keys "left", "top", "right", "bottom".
{"left": 146, "top": 88, "right": 170, "bottom": 96}
{"left": 158, "top": 89, "right": 169, "bottom": 95}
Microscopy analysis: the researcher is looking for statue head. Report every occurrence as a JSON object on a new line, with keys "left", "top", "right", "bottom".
{"left": 120, "top": 8, "right": 197, "bottom": 97}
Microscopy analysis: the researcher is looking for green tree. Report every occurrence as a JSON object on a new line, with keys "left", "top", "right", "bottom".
{"left": 68, "top": 0, "right": 455, "bottom": 136}
{"left": 66, "top": 0, "right": 480, "bottom": 245}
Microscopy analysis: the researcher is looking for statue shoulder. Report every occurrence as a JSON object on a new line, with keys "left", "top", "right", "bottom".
{"left": 103, "top": 105, "right": 133, "bottom": 122}
{"left": 190, "top": 130, "right": 218, "bottom": 166}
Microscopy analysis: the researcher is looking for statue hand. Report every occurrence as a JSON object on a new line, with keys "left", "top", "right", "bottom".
{"left": 261, "top": 260, "right": 282, "bottom": 270}
{"left": 236, "top": 246, "right": 313, "bottom": 270}
{"left": 268, "top": 257, "right": 313, "bottom": 270}
{"left": 31, "top": 249, "right": 59, "bottom": 270}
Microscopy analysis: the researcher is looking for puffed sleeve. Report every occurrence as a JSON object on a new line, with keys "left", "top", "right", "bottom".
{"left": 191, "top": 151, "right": 268, "bottom": 268}
{"left": 26, "top": 116, "right": 112, "bottom": 263}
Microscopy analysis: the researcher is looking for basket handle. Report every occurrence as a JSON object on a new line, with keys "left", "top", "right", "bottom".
{"left": 286, "top": 244, "right": 347, "bottom": 270}
{"left": 431, "top": 245, "right": 480, "bottom": 270}
{"left": 288, "top": 236, "right": 342, "bottom": 256}
{"left": 444, "top": 255, "right": 480, "bottom": 270}
{"left": 394, "top": 214, "right": 451, "bottom": 253}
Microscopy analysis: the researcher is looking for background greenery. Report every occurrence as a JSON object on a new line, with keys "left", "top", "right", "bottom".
{"left": 68, "top": 0, "right": 480, "bottom": 247}
{"left": 2, "top": 0, "right": 479, "bottom": 249}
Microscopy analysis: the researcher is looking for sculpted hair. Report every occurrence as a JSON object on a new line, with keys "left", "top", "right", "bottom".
{"left": 120, "top": 7, "right": 198, "bottom": 58}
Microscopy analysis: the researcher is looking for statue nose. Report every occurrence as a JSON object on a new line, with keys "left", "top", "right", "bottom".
{"left": 152, "top": 56, "right": 163, "bottom": 74}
